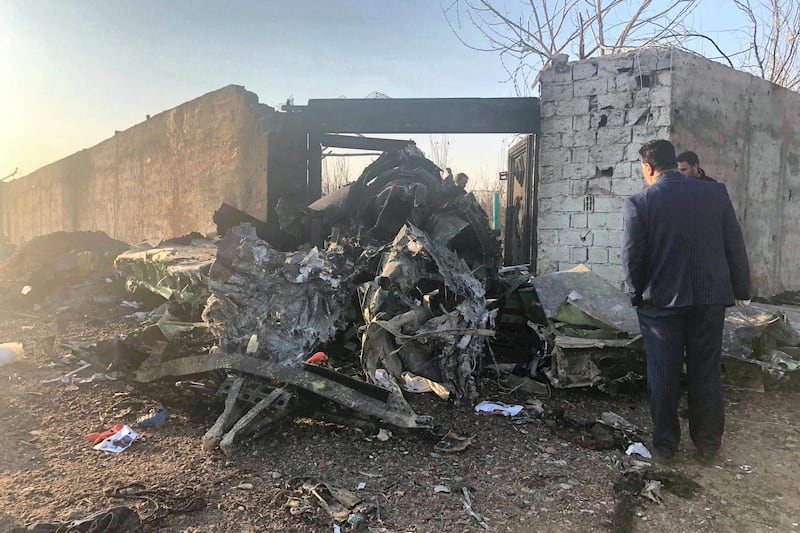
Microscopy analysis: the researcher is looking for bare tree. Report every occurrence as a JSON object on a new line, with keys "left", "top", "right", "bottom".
{"left": 442, "top": 0, "right": 699, "bottom": 92}
{"left": 322, "top": 155, "right": 351, "bottom": 195}
{"left": 734, "top": 0, "right": 800, "bottom": 89}
{"left": 428, "top": 134, "right": 452, "bottom": 170}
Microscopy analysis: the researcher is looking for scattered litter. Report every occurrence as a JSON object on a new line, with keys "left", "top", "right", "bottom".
{"left": 121, "top": 300, "right": 142, "bottom": 309}
{"left": 433, "top": 484, "right": 451, "bottom": 494}
{"left": 21, "top": 285, "right": 32, "bottom": 295}
{"left": 373, "top": 369, "right": 451, "bottom": 399}
{"left": 510, "top": 400, "right": 545, "bottom": 424}
{"left": 13, "top": 505, "right": 144, "bottom": 532}
{"left": 283, "top": 480, "right": 364, "bottom": 524}
{"left": 739, "top": 464, "right": 753, "bottom": 474}
{"left": 135, "top": 407, "right": 168, "bottom": 428}
{"left": 106, "top": 482, "right": 206, "bottom": 523}
{"left": 0, "top": 342, "right": 24, "bottom": 367}
{"left": 475, "top": 401, "right": 524, "bottom": 417}
{"left": 373, "top": 369, "right": 393, "bottom": 390}
{"left": 86, "top": 423, "right": 125, "bottom": 445}
{"left": 461, "top": 487, "right": 491, "bottom": 530}
{"left": 376, "top": 428, "right": 392, "bottom": 442}
{"left": 236, "top": 483, "right": 254, "bottom": 491}
{"left": 640, "top": 480, "right": 664, "bottom": 503}
{"left": 399, "top": 372, "right": 451, "bottom": 399}
{"left": 40, "top": 361, "right": 92, "bottom": 383}
{"left": 434, "top": 431, "right": 474, "bottom": 453}
{"left": 625, "top": 442, "right": 653, "bottom": 459}
{"left": 357, "top": 482, "right": 366, "bottom": 491}
{"left": 333, "top": 525, "right": 341, "bottom": 533}
{"left": 612, "top": 469, "right": 700, "bottom": 531}
{"left": 630, "top": 459, "right": 652, "bottom": 470}
{"left": 93, "top": 425, "right": 139, "bottom": 453}
{"left": 346, "top": 503, "right": 377, "bottom": 527}
{"left": 245, "top": 334, "right": 259, "bottom": 354}
{"left": 600, "top": 411, "right": 641, "bottom": 435}
{"left": 306, "top": 351, "right": 328, "bottom": 365}
{"left": 74, "top": 372, "right": 115, "bottom": 384}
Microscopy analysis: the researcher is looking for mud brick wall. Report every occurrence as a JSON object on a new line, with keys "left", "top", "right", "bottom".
{"left": 538, "top": 47, "right": 800, "bottom": 297}
{"left": 0, "top": 85, "right": 306, "bottom": 246}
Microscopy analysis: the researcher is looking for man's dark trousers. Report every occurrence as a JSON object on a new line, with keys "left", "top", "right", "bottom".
{"left": 637, "top": 304, "right": 726, "bottom": 453}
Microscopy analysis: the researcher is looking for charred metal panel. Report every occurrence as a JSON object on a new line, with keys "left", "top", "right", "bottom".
{"left": 320, "top": 134, "right": 416, "bottom": 152}
{"left": 304, "top": 98, "right": 539, "bottom": 134}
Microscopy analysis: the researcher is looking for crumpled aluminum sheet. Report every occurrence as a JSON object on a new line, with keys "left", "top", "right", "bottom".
{"left": 359, "top": 224, "right": 493, "bottom": 400}
{"left": 203, "top": 223, "right": 352, "bottom": 367}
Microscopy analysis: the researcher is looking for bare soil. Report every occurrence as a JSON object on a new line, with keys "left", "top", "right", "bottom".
{"left": 1, "top": 307, "right": 799, "bottom": 533}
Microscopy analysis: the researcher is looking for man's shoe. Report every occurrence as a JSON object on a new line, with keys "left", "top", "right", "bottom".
{"left": 653, "top": 446, "right": 675, "bottom": 465}
{"left": 696, "top": 448, "right": 718, "bottom": 466}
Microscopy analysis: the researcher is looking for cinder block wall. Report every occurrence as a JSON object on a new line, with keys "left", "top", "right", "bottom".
{"left": 0, "top": 85, "right": 298, "bottom": 246}
{"left": 670, "top": 52, "right": 800, "bottom": 297}
{"left": 538, "top": 47, "right": 800, "bottom": 297}
{"left": 537, "top": 48, "right": 674, "bottom": 288}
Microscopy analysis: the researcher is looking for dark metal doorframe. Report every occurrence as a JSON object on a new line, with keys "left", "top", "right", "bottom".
{"left": 503, "top": 134, "right": 538, "bottom": 270}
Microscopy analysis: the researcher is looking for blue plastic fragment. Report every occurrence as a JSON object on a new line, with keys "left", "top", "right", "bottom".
{"left": 135, "top": 407, "right": 168, "bottom": 428}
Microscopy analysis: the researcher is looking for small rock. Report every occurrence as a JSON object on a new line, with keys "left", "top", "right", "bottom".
{"left": 559, "top": 483, "right": 572, "bottom": 490}
{"left": 237, "top": 506, "right": 245, "bottom": 511}
{"left": 433, "top": 484, "right": 451, "bottom": 494}
{"left": 236, "top": 483, "right": 254, "bottom": 490}
{"left": 376, "top": 429, "right": 392, "bottom": 442}
{"left": 270, "top": 471, "right": 282, "bottom": 479}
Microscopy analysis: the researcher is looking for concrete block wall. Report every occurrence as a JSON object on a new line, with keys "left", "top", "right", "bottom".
{"left": 0, "top": 85, "right": 307, "bottom": 246}
{"left": 670, "top": 52, "right": 800, "bottom": 297}
{"left": 537, "top": 49, "right": 675, "bottom": 288}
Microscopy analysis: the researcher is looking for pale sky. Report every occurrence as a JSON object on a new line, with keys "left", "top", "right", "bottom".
{"left": 0, "top": 1, "right": 754, "bottom": 184}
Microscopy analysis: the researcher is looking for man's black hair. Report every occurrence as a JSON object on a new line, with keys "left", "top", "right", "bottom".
{"left": 676, "top": 151, "right": 700, "bottom": 166}
{"left": 639, "top": 140, "right": 677, "bottom": 172}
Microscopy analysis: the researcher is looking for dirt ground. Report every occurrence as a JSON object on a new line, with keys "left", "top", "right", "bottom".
{"left": 1, "top": 307, "right": 800, "bottom": 533}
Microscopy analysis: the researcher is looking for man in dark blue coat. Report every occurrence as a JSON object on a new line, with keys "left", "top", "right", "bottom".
{"left": 622, "top": 139, "right": 751, "bottom": 464}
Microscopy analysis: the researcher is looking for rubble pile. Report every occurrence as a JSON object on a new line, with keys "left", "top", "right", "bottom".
{"left": 0, "top": 230, "right": 129, "bottom": 309}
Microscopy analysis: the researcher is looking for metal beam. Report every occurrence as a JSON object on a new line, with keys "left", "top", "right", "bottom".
{"left": 306, "top": 97, "right": 540, "bottom": 134}
{"left": 320, "top": 134, "right": 415, "bottom": 152}
{"left": 134, "top": 352, "right": 434, "bottom": 429}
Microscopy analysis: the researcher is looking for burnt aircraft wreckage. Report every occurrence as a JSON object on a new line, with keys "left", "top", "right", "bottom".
{"left": 8, "top": 146, "right": 798, "bottom": 455}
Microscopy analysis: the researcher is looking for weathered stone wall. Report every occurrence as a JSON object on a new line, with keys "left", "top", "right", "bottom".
{"left": 0, "top": 85, "right": 305, "bottom": 246}
{"left": 670, "top": 52, "right": 800, "bottom": 297}
{"left": 537, "top": 49, "right": 674, "bottom": 288}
